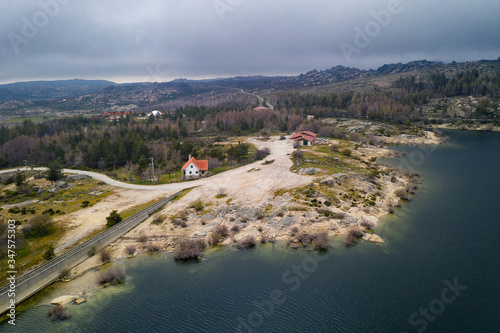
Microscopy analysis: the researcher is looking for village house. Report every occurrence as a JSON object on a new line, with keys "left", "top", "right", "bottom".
{"left": 290, "top": 131, "right": 317, "bottom": 146}
{"left": 181, "top": 155, "right": 209, "bottom": 180}
{"left": 147, "top": 110, "right": 164, "bottom": 117}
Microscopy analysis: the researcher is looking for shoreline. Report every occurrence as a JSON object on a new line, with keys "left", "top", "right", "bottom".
{"left": 34, "top": 131, "right": 444, "bottom": 311}
{"left": 2, "top": 131, "right": 447, "bottom": 320}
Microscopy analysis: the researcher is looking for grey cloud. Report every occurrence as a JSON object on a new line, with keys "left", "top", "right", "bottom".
{"left": 0, "top": 0, "right": 499, "bottom": 84}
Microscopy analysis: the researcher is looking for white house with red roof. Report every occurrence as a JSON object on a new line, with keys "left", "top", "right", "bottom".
{"left": 290, "top": 131, "right": 317, "bottom": 146}
{"left": 181, "top": 155, "right": 209, "bottom": 180}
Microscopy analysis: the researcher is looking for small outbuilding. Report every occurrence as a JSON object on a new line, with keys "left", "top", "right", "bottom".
{"left": 181, "top": 155, "right": 209, "bottom": 180}
{"left": 290, "top": 131, "right": 317, "bottom": 146}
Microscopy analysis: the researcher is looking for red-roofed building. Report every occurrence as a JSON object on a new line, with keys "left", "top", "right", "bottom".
{"left": 290, "top": 131, "right": 317, "bottom": 146}
{"left": 181, "top": 155, "right": 209, "bottom": 180}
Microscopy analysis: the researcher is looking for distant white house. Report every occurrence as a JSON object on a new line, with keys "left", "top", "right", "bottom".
{"left": 181, "top": 155, "right": 209, "bottom": 180}
{"left": 147, "top": 110, "right": 164, "bottom": 117}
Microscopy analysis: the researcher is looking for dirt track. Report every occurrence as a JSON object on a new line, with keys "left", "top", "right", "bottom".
{"left": 45, "top": 137, "right": 313, "bottom": 252}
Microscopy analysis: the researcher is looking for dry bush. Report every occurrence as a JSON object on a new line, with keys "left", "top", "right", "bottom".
{"left": 97, "top": 267, "right": 126, "bottom": 285}
{"left": 260, "top": 235, "right": 268, "bottom": 243}
{"left": 209, "top": 224, "right": 229, "bottom": 245}
{"left": 189, "top": 200, "right": 204, "bottom": 212}
{"left": 334, "top": 212, "right": 346, "bottom": 219}
{"left": 138, "top": 233, "right": 148, "bottom": 243}
{"left": 100, "top": 249, "right": 111, "bottom": 263}
{"left": 345, "top": 227, "right": 365, "bottom": 247}
{"left": 395, "top": 189, "right": 411, "bottom": 201}
{"left": 179, "top": 210, "right": 189, "bottom": 221}
{"left": 151, "top": 214, "right": 165, "bottom": 225}
{"left": 311, "top": 232, "right": 329, "bottom": 251}
{"left": 276, "top": 211, "right": 284, "bottom": 217}
{"left": 360, "top": 219, "right": 375, "bottom": 230}
{"left": 292, "top": 149, "right": 304, "bottom": 159}
{"left": 47, "top": 305, "right": 71, "bottom": 321}
{"left": 254, "top": 147, "right": 271, "bottom": 161}
{"left": 297, "top": 232, "right": 313, "bottom": 246}
{"left": 146, "top": 244, "right": 160, "bottom": 253}
{"left": 125, "top": 245, "right": 136, "bottom": 255}
{"left": 174, "top": 238, "right": 206, "bottom": 260}
{"left": 231, "top": 225, "right": 240, "bottom": 233}
{"left": 216, "top": 187, "right": 228, "bottom": 198}
{"left": 237, "top": 236, "right": 257, "bottom": 249}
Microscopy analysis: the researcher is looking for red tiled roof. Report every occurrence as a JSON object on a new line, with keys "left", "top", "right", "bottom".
{"left": 290, "top": 131, "right": 317, "bottom": 142}
{"left": 181, "top": 157, "right": 209, "bottom": 171}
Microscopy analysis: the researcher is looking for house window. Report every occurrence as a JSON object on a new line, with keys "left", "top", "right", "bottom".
{"left": 191, "top": 165, "right": 193, "bottom": 168}
{"left": 303, "top": 141, "right": 308, "bottom": 146}
{"left": 195, "top": 171, "right": 198, "bottom": 174}
{"left": 189, "top": 171, "right": 192, "bottom": 175}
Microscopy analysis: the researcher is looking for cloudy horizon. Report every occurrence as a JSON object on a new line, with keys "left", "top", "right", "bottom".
{"left": 1, "top": 0, "right": 499, "bottom": 84}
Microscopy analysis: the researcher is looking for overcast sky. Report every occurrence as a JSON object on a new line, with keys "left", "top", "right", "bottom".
{"left": 0, "top": 0, "right": 499, "bottom": 84}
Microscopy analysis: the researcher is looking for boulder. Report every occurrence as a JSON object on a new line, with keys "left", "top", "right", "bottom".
{"left": 298, "top": 168, "right": 320, "bottom": 175}
{"left": 362, "top": 234, "right": 385, "bottom": 243}
{"left": 51, "top": 295, "right": 78, "bottom": 306}
{"left": 56, "top": 181, "right": 68, "bottom": 188}
{"left": 75, "top": 298, "right": 86, "bottom": 305}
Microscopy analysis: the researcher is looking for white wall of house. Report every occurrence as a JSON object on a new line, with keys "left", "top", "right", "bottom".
{"left": 183, "top": 162, "right": 200, "bottom": 180}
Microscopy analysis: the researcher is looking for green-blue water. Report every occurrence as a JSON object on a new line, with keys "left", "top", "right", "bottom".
{"left": 3, "top": 130, "right": 500, "bottom": 333}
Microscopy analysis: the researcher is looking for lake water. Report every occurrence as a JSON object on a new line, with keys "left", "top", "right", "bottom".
{"left": 3, "top": 130, "right": 500, "bottom": 333}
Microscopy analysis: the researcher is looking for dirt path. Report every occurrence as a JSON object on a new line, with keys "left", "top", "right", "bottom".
{"left": 36, "top": 137, "right": 312, "bottom": 252}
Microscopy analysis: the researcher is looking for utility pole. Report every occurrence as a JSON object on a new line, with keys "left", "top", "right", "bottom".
{"left": 150, "top": 157, "right": 156, "bottom": 182}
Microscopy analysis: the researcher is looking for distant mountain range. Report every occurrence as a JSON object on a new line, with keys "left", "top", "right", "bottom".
{"left": 0, "top": 79, "right": 115, "bottom": 102}
{"left": 1, "top": 58, "right": 498, "bottom": 112}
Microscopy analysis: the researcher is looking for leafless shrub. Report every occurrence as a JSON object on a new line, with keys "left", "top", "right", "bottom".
{"left": 334, "top": 212, "right": 346, "bottom": 219}
{"left": 345, "top": 227, "right": 365, "bottom": 247}
{"left": 260, "top": 235, "right": 268, "bottom": 243}
{"left": 216, "top": 187, "right": 228, "bottom": 198}
{"left": 47, "top": 305, "right": 71, "bottom": 321}
{"left": 179, "top": 210, "right": 189, "bottom": 221}
{"left": 231, "top": 225, "right": 240, "bottom": 233}
{"left": 209, "top": 224, "right": 229, "bottom": 245}
{"left": 395, "top": 189, "right": 411, "bottom": 201}
{"left": 146, "top": 244, "right": 160, "bottom": 253}
{"left": 292, "top": 149, "right": 304, "bottom": 159}
{"left": 172, "top": 219, "right": 188, "bottom": 228}
{"left": 174, "top": 238, "right": 206, "bottom": 260}
{"left": 100, "top": 249, "right": 111, "bottom": 263}
{"left": 254, "top": 147, "right": 271, "bottom": 161}
{"left": 125, "top": 245, "right": 136, "bottom": 255}
{"left": 311, "top": 232, "right": 329, "bottom": 251}
{"left": 151, "top": 214, "right": 165, "bottom": 225}
{"left": 208, "top": 157, "right": 223, "bottom": 169}
{"left": 276, "top": 211, "right": 284, "bottom": 217}
{"left": 138, "top": 233, "right": 148, "bottom": 243}
{"left": 297, "top": 232, "right": 312, "bottom": 246}
{"left": 97, "top": 267, "right": 126, "bottom": 285}
{"left": 329, "top": 142, "right": 339, "bottom": 152}
{"left": 360, "top": 220, "right": 375, "bottom": 230}
{"left": 237, "top": 236, "right": 257, "bottom": 249}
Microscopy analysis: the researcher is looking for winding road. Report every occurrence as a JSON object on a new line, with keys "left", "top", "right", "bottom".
{"left": 0, "top": 137, "right": 309, "bottom": 201}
